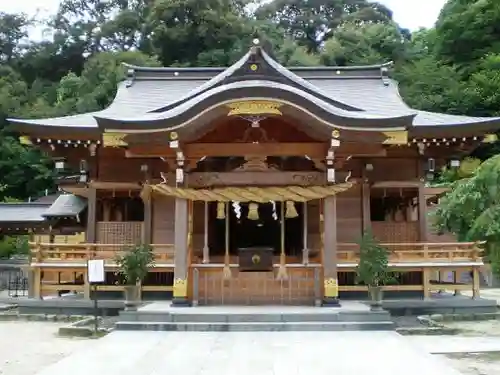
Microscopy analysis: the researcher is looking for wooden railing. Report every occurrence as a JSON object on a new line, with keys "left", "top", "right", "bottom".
{"left": 30, "top": 241, "right": 482, "bottom": 266}
{"left": 337, "top": 242, "right": 482, "bottom": 263}
{"left": 30, "top": 243, "right": 175, "bottom": 264}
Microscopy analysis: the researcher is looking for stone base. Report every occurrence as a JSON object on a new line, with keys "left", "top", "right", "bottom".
{"left": 322, "top": 297, "right": 341, "bottom": 307}
{"left": 116, "top": 302, "right": 395, "bottom": 332}
{"left": 171, "top": 297, "right": 191, "bottom": 307}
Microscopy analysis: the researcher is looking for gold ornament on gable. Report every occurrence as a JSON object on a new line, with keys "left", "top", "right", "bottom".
{"left": 102, "top": 132, "right": 128, "bottom": 147}
{"left": 226, "top": 100, "right": 283, "bottom": 116}
{"left": 382, "top": 131, "right": 408, "bottom": 145}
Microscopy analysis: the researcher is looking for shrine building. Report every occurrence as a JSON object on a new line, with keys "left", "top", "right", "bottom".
{"left": 5, "top": 39, "right": 498, "bottom": 306}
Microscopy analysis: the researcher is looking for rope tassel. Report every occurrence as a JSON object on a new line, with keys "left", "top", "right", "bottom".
{"left": 216, "top": 201, "right": 226, "bottom": 219}
{"left": 285, "top": 201, "right": 298, "bottom": 218}
{"left": 247, "top": 202, "right": 259, "bottom": 220}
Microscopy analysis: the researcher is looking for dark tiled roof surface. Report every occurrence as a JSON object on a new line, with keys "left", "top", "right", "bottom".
{"left": 0, "top": 195, "right": 86, "bottom": 223}
{"left": 0, "top": 203, "right": 51, "bottom": 223}
{"left": 7, "top": 48, "right": 500, "bottom": 129}
{"left": 42, "top": 194, "right": 87, "bottom": 217}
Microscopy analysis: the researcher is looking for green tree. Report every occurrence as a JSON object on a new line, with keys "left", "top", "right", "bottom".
{"left": 434, "top": 0, "right": 500, "bottom": 67}
{"left": 433, "top": 155, "right": 500, "bottom": 275}
{"left": 321, "top": 21, "right": 406, "bottom": 66}
{"left": 256, "top": 0, "right": 393, "bottom": 53}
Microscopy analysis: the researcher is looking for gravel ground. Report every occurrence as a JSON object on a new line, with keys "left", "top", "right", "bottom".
{"left": 0, "top": 321, "right": 91, "bottom": 375}
{"left": 444, "top": 319, "right": 500, "bottom": 337}
{"left": 432, "top": 320, "right": 500, "bottom": 375}
{"left": 443, "top": 352, "right": 500, "bottom": 375}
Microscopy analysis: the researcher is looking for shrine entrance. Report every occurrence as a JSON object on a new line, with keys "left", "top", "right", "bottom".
{"left": 209, "top": 201, "right": 304, "bottom": 259}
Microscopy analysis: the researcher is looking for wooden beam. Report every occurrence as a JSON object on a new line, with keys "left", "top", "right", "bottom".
{"left": 127, "top": 142, "right": 328, "bottom": 158}
{"left": 126, "top": 142, "right": 387, "bottom": 159}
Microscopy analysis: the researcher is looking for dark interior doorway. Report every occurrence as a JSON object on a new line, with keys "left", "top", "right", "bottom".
{"left": 208, "top": 202, "right": 303, "bottom": 256}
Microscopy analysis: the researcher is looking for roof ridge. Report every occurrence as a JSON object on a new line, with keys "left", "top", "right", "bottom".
{"left": 122, "top": 61, "right": 394, "bottom": 72}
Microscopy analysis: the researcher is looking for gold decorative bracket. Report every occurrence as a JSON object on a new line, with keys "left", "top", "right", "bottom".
{"left": 173, "top": 278, "right": 187, "bottom": 298}
{"left": 102, "top": 132, "right": 128, "bottom": 147}
{"left": 483, "top": 134, "right": 498, "bottom": 143}
{"left": 324, "top": 278, "right": 339, "bottom": 298}
{"left": 19, "top": 136, "right": 33, "bottom": 145}
{"left": 226, "top": 100, "right": 283, "bottom": 116}
{"left": 382, "top": 131, "right": 408, "bottom": 145}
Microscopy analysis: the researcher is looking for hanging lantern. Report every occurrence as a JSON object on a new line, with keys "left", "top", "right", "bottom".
{"left": 285, "top": 201, "right": 298, "bottom": 218}
{"left": 247, "top": 203, "right": 260, "bottom": 220}
{"left": 217, "top": 201, "right": 226, "bottom": 219}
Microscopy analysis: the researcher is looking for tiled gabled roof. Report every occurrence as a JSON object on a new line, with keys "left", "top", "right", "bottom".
{"left": 0, "top": 195, "right": 87, "bottom": 224}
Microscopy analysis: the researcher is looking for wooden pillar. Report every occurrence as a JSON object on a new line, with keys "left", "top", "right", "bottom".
{"left": 418, "top": 182, "right": 428, "bottom": 241}
{"left": 33, "top": 268, "right": 42, "bottom": 299}
{"left": 202, "top": 201, "right": 210, "bottom": 263}
{"left": 86, "top": 187, "right": 97, "bottom": 243}
{"left": 418, "top": 182, "right": 431, "bottom": 298}
{"left": 361, "top": 182, "right": 371, "bottom": 233}
{"left": 84, "top": 187, "right": 97, "bottom": 300}
{"left": 302, "top": 202, "right": 309, "bottom": 265}
{"left": 172, "top": 198, "right": 190, "bottom": 306}
{"left": 472, "top": 266, "right": 480, "bottom": 299}
{"left": 322, "top": 196, "right": 340, "bottom": 307}
{"left": 83, "top": 246, "right": 91, "bottom": 299}
{"left": 423, "top": 267, "right": 431, "bottom": 300}
{"left": 141, "top": 190, "right": 152, "bottom": 244}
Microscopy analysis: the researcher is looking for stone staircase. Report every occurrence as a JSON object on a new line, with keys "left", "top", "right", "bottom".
{"left": 115, "top": 302, "right": 395, "bottom": 332}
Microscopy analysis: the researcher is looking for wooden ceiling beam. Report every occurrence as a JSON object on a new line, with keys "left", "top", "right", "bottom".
{"left": 125, "top": 142, "right": 387, "bottom": 159}
{"left": 126, "top": 142, "right": 329, "bottom": 158}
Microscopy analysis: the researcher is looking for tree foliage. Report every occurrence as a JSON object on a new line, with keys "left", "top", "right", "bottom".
{"left": 433, "top": 155, "right": 500, "bottom": 275}
{"left": 1, "top": 0, "right": 500, "bottom": 205}
{"left": 355, "top": 231, "right": 392, "bottom": 287}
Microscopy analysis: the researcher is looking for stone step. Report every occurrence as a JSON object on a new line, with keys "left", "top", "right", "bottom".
{"left": 115, "top": 320, "right": 395, "bottom": 332}
{"left": 119, "top": 310, "right": 392, "bottom": 323}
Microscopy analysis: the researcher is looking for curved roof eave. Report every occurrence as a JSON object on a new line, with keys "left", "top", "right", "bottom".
{"left": 410, "top": 115, "right": 500, "bottom": 138}
{"left": 95, "top": 80, "right": 415, "bottom": 133}
{"left": 7, "top": 115, "right": 100, "bottom": 137}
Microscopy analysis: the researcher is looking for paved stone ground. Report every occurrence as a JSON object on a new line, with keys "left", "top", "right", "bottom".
{"left": 30, "top": 331, "right": 463, "bottom": 375}
{"left": 3, "top": 289, "right": 500, "bottom": 375}
{"left": 5, "top": 320, "right": 500, "bottom": 375}
{"left": 0, "top": 321, "right": 89, "bottom": 375}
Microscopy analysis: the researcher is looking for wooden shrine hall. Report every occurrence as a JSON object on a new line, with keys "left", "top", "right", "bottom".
{"left": 6, "top": 38, "right": 499, "bottom": 306}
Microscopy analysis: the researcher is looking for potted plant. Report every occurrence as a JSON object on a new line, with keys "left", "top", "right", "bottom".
{"left": 115, "top": 244, "right": 155, "bottom": 310}
{"left": 355, "top": 231, "right": 392, "bottom": 311}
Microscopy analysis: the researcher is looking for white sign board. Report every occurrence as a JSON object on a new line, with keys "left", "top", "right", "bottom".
{"left": 87, "top": 259, "right": 105, "bottom": 283}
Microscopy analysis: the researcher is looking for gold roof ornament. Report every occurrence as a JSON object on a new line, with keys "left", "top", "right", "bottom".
{"left": 226, "top": 100, "right": 283, "bottom": 116}
{"left": 102, "top": 132, "right": 127, "bottom": 147}
{"left": 19, "top": 136, "right": 32, "bottom": 145}
{"left": 382, "top": 131, "right": 408, "bottom": 145}
{"left": 483, "top": 134, "right": 498, "bottom": 143}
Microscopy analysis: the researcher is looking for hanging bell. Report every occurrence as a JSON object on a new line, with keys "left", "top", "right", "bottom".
{"left": 247, "top": 203, "right": 260, "bottom": 220}
{"left": 216, "top": 201, "right": 226, "bottom": 220}
{"left": 285, "top": 201, "right": 298, "bottom": 218}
